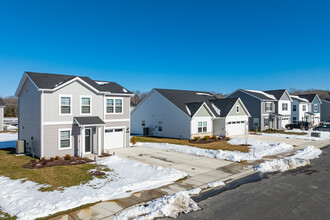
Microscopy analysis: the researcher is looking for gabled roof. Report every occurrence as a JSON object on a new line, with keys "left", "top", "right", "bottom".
{"left": 290, "top": 95, "right": 309, "bottom": 103}
{"left": 298, "top": 94, "right": 320, "bottom": 103}
{"left": 210, "top": 98, "right": 238, "bottom": 117}
{"left": 0, "top": 98, "right": 4, "bottom": 107}
{"left": 15, "top": 72, "right": 134, "bottom": 96}
{"left": 263, "top": 89, "right": 287, "bottom": 100}
{"left": 186, "top": 102, "right": 204, "bottom": 116}
{"left": 241, "top": 89, "right": 276, "bottom": 101}
{"left": 155, "top": 89, "right": 219, "bottom": 117}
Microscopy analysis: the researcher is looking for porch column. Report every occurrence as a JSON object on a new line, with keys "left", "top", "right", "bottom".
{"left": 97, "top": 126, "right": 102, "bottom": 156}
{"left": 81, "top": 127, "right": 85, "bottom": 157}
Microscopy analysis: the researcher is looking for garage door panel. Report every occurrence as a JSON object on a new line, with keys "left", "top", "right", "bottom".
{"left": 104, "top": 127, "right": 125, "bottom": 150}
{"left": 227, "top": 121, "right": 247, "bottom": 136}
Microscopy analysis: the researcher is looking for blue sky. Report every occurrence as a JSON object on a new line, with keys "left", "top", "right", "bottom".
{"left": 0, "top": 0, "right": 330, "bottom": 97}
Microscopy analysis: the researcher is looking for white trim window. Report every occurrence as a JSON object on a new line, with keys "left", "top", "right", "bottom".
{"left": 106, "top": 98, "right": 123, "bottom": 114}
{"left": 60, "top": 96, "right": 71, "bottom": 115}
{"left": 198, "top": 121, "right": 207, "bottom": 133}
{"left": 253, "top": 118, "right": 259, "bottom": 127}
{"left": 282, "top": 103, "right": 288, "bottom": 111}
{"left": 313, "top": 104, "right": 318, "bottom": 112}
{"left": 302, "top": 105, "right": 307, "bottom": 111}
{"left": 293, "top": 105, "right": 297, "bottom": 111}
{"left": 236, "top": 105, "right": 240, "bottom": 113}
{"left": 59, "top": 129, "right": 71, "bottom": 150}
{"left": 81, "top": 96, "right": 91, "bottom": 114}
{"left": 265, "top": 102, "right": 272, "bottom": 112}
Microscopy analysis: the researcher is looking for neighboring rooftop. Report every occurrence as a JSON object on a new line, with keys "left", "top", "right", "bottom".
{"left": 297, "top": 94, "right": 318, "bottom": 103}
{"left": 290, "top": 95, "right": 309, "bottom": 103}
{"left": 0, "top": 98, "right": 4, "bottom": 107}
{"left": 155, "top": 88, "right": 219, "bottom": 117}
{"left": 24, "top": 72, "right": 133, "bottom": 95}
{"left": 210, "top": 98, "right": 240, "bottom": 117}
{"left": 241, "top": 89, "right": 276, "bottom": 100}
{"left": 263, "top": 89, "right": 287, "bottom": 100}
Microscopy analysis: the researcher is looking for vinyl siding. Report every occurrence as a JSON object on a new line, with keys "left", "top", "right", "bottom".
{"left": 18, "top": 79, "right": 42, "bottom": 157}
{"left": 194, "top": 105, "right": 212, "bottom": 117}
{"left": 0, "top": 107, "right": 3, "bottom": 131}
{"left": 227, "top": 100, "right": 249, "bottom": 116}
{"left": 321, "top": 100, "right": 330, "bottom": 121}
{"left": 131, "top": 90, "right": 191, "bottom": 139}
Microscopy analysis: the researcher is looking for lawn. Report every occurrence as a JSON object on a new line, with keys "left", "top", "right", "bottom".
{"left": 0, "top": 148, "right": 97, "bottom": 191}
{"left": 135, "top": 136, "right": 250, "bottom": 153}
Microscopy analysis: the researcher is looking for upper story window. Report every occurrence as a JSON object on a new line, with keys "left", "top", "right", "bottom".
{"left": 81, "top": 97, "right": 91, "bottom": 114}
{"left": 293, "top": 105, "right": 297, "bottom": 111}
{"left": 60, "top": 96, "right": 71, "bottom": 115}
{"left": 265, "top": 102, "right": 272, "bottom": 111}
{"left": 302, "top": 105, "right": 306, "bottom": 111}
{"left": 198, "top": 121, "right": 207, "bottom": 133}
{"left": 313, "top": 104, "right": 318, "bottom": 112}
{"left": 106, "top": 98, "right": 123, "bottom": 114}
{"left": 236, "top": 105, "right": 240, "bottom": 113}
{"left": 282, "top": 103, "right": 288, "bottom": 111}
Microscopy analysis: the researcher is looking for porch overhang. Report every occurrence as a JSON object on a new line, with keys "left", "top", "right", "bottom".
{"left": 74, "top": 116, "right": 106, "bottom": 127}
{"left": 304, "top": 112, "right": 315, "bottom": 116}
{"left": 269, "top": 113, "right": 284, "bottom": 118}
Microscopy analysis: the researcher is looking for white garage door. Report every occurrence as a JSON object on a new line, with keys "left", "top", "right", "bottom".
{"left": 104, "top": 128, "right": 125, "bottom": 150}
{"left": 227, "top": 121, "right": 247, "bottom": 136}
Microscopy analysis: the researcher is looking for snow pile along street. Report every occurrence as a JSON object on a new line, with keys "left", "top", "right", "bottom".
{"left": 136, "top": 138, "right": 294, "bottom": 162}
{"left": 0, "top": 156, "right": 187, "bottom": 220}
{"left": 114, "top": 190, "right": 201, "bottom": 220}
{"left": 261, "top": 130, "right": 330, "bottom": 140}
{"left": 0, "top": 132, "right": 18, "bottom": 149}
{"left": 254, "top": 146, "right": 322, "bottom": 173}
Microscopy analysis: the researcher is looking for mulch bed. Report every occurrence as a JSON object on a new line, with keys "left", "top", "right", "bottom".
{"left": 189, "top": 137, "right": 230, "bottom": 144}
{"left": 23, "top": 157, "right": 94, "bottom": 169}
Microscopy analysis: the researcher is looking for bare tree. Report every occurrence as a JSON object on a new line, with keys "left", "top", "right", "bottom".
{"left": 289, "top": 88, "right": 330, "bottom": 99}
{"left": 131, "top": 90, "right": 149, "bottom": 105}
{"left": 1, "top": 96, "right": 18, "bottom": 117}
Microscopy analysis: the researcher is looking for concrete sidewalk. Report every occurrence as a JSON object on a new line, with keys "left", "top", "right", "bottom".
{"left": 49, "top": 137, "right": 329, "bottom": 220}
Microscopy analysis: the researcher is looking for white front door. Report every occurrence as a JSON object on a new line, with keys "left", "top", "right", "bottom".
{"left": 104, "top": 128, "right": 125, "bottom": 150}
{"left": 227, "top": 121, "right": 246, "bottom": 136}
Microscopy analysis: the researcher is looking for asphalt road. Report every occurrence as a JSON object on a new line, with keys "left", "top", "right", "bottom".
{"left": 173, "top": 146, "right": 330, "bottom": 220}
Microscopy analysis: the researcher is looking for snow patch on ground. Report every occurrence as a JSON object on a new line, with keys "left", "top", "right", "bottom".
{"left": 114, "top": 190, "right": 200, "bottom": 220}
{"left": 254, "top": 146, "right": 322, "bottom": 173}
{"left": 0, "top": 132, "right": 18, "bottom": 149}
{"left": 207, "top": 180, "right": 225, "bottom": 188}
{"left": 136, "top": 138, "right": 294, "bottom": 162}
{"left": 0, "top": 156, "right": 187, "bottom": 220}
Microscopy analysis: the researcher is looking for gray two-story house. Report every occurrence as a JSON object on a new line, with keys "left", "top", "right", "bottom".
{"left": 296, "top": 94, "right": 322, "bottom": 125}
{"left": 15, "top": 72, "right": 134, "bottom": 158}
{"left": 0, "top": 98, "right": 4, "bottom": 131}
{"left": 227, "top": 89, "right": 292, "bottom": 131}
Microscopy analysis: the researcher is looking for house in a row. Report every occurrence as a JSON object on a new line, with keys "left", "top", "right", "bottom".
{"left": 15, "top": 72, "right": 134, "bottom": 158}
{"left": 0, "top": 98, "right": 4, "bottom": 131}
{"left": 226, "top": 89, "right": 292, "bottom": 131}
{"left": 131, "top": 89, "right": 251, "bottom": 139}
{"left": 290, "top": 94, "right": 322, "bottom": 125}
{"left": 321, "top": 98, "right": 330, "bottom": 122}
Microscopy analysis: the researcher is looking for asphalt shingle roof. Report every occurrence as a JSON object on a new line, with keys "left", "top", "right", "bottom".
{"left": 241, "top": 89, "right": 276, "bottom": 100}
{"left": 186, "top": 102, "right": 204, "bottom": 116}
{"left": 74, "top": 116, "right": 105, "bottom": 126}
{"left": 298, "top": 94, "right": 317, "bottom": 103}
{"left": 210, "top": 98, "right": 239, "bottom": 117}
{"left": 155, "top": 89, "right": 219, "bottom": 117}
{"left": 25, "top": 72, "right": 133, "bottom": 95}
{"left": 0, "top": 98, "right": 4, "bottom": 107}
{"left": 264, "top": 89, "right": 287, "bottom": 100}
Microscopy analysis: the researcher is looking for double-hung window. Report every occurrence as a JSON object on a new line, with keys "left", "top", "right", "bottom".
{"left": 302, "top": 105, "right": 306, "bottom": 111}
{"left": 59, "top": 129, "right": 71, "bottom": 149}
{"left": 236, "top": 105, "right": 240, "bottom": 113}
{"left": 198, "top": 121, "right": 207, "bottom": 133}
{"left": 293, "top": 105, "right": 297, "bottom": 111}
{"left": 265, "top": 102, "right": 272, "bottom": 111}
{"left": 81, "top": 97, "right": 91, "bottom": 114}
{"left": 106, "top": 98, "right": 123, "bottom": 114}
{"left": 313, "top": 104, "right": 318, "bottom": 112}
{"left": 282, "top": 103, "right": 288, "bottom": 111}
{"left": 60, "top": 96, "right": 71, "bottom": 115}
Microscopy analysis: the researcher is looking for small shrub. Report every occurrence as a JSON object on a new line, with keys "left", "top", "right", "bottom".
{"left": 193, "top": 137, "right": 200, "bottom": 141}
{"left": 40, "top": 157, "right": 45, "bottom": 161}
{"left": 211, "top": 135, "right": 217, "bottom": 139}
{"left": 64, "top": 154, "right": 71, "bottom": 160}
{"left": 203, "top": 136, "right": 210, "bottom": 141}
{"left": 50, "top": 157, "right": 55, "bottom": 161}
{"left": 255, "top": 127, "right": 258, "bottom": 133}
{"left": 55, "top": 156, "right": 61, "bottom": 160}
{"left": 130, "top": 136, "right": 137, "bottom": 145}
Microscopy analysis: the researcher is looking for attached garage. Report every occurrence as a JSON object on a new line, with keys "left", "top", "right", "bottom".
{"left": 226, "top": 120, "right": 248, "bottom": 136}
{"left": 104, "top": 127, "right": 126, "bottom": 150}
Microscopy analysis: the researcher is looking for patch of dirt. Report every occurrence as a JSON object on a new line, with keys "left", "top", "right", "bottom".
{"left": 23, "top": 157, "right": 93, "bottom": 169}
{"left": 189, "top": 137, "right": 230, "bottom": 144}
{"left": 90, "top": 171, "right": 106, "bottom": 176}
{"left": 98, "top": 153, "right": 112, "bottom": 158}
{"left": 217, "top": 163, "right": 248, "bottom": 174}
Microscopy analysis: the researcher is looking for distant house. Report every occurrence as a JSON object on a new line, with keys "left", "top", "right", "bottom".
{"left": 226, "top": 89, "right": 292, "bottom": 131}
{"left": 0, "top": 98, "right": 4, "bottom": 131}
{"left": 291, "top": 94, "right": 322, "bottom": 125}
{"left": 321, "top": 98, "right": 330, "bottom": 122}
{"left": 15, "top": 72, "right": 134, "bottom": 158}
{"left": 131, "top": 89, "right": 250, "bottom": 139}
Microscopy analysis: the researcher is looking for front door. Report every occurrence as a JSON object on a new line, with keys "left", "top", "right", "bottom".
{"left": 85, "top": 129, "right": 92, "bottom": 153}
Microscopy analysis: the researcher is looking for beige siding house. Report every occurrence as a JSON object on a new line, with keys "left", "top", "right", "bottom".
{"left": 15, "top": 72, "right": 134, "bottom": 158}
{"left": 0, "top": 98, "right": 4, "bottom": 131}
